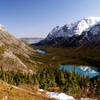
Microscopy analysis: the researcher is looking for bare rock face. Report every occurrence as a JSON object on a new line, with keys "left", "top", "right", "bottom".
{"left": 2, "top": 51, "right": 27, "bottom": 71}
{"left": 0, "top": 24, "right": 38, "bottom": 72}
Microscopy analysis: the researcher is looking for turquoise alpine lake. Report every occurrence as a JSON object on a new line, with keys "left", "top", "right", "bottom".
{"left": 59, "top": 65, "right": 99, "bottom": 78}
{"left": 32, "top": 41, "right": 39, "bottom": 44}
{"left": 36, "top": 49, "right": 46, "bottom": 54}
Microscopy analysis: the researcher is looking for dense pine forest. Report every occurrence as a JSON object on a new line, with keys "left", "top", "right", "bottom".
{"left": 0, "top": 66, "right": 100, "bottom": 98}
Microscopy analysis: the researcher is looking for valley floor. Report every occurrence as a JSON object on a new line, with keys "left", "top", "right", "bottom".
{"left": 31, "top": 46, "right": 100, "bottom": 70}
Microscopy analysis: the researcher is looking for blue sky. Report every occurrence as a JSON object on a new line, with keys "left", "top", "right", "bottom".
{"left": 0, "top": 0, "right": 100, "bottom": 38}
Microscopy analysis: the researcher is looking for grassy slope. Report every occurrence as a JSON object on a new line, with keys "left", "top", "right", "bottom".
{"left": 0, "top": 80, "right": 56, "bottom": 100}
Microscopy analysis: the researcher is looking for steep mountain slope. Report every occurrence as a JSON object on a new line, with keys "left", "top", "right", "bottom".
{"left": 38, "top": 17, "right": 100, "bottom": 47}
{"left": 0, "top": 25, "right": 34, "bottom": 54}
{"left": 81, "top": 21, "right": 100, "bottom": 46}
{"left": 0, "top": 24, "right": 39, "bottom": 72}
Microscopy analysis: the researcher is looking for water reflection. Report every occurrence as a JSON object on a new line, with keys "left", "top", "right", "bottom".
{"left": 60, "top": 65, "right": 99, "bottom": 78}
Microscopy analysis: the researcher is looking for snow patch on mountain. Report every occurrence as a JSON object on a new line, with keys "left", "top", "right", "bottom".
{"left": 47, "top": 92, "right": 76, "bottom": 100}
{"left": 39, "top": 89, "right": 76, "bottom": 100}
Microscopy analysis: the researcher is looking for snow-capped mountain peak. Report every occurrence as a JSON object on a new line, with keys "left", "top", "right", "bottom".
{"left": 46, "top": 17, "right": 100, "bottom": 40}
{"left": 37, "top": 17, "right": 100, "bottom": 47}
{"left": 72, "top": 17, "right": 100, "bottom": 35}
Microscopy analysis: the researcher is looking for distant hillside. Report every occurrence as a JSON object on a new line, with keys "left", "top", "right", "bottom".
{"left": 20, "top": 37, "right": 44, "bottom": 44}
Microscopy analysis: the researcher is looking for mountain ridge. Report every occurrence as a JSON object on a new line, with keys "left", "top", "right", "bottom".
{"left": 37, "top": 17, "right": 100, "bottom": 47}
